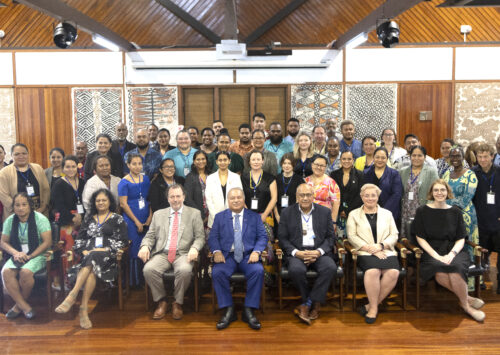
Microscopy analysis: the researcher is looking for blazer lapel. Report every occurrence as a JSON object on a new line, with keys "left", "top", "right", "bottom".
{"left": 375, "top": 206, "right": 383, "bottom": 244}
{"left": 160, "top": 208, "right": 171, "bottom": 250}
{"left": 241, "top": 209, "right": 248, "bottom": 241}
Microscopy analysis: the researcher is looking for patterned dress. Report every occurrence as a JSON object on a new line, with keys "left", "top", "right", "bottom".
{"left": 67, "top": 214, "right": 128, "bottom": 289}
{"left": 401, "top": 175, "right": 421, "bottom": 239}
{"left": 305, "top": 175, "right": 341, "bottom": 209}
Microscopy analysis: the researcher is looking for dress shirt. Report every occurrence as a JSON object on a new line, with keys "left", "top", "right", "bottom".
{"left": 312, "top": 141, "right": 327, "bottom": 156}
{"left": 291, "top": 205, "right": 325, "bottom": 257}
{"left": 284, "top": 135, "right": 296, "bottom": 145}
{"left": 123, "top": 147, "right": 163, "bottom": 179}
{"left": 264, "top": 140, "right": 294, "bottom": 174}
{"left": 340, "top": 139, "right": 363, "bottom": 159}
{"left": 164, "top": 206, "right": 183, "bottom": 251}
{"left": 393, "top": 154, "right": 437, "bottom": 171}
{"left": 163, "top": 147, "right": 198, "bottom": 178}
{"left": 213, "top": 209, "right": 247, "bottom": 254}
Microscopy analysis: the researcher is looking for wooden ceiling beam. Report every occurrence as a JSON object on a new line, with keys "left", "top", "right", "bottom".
{"left": 15, "top": 0, "right": 137, "bottom": 51}
{"left": 155, "top": 0, "right": 221, "bottom": 44}
{"left": 245, "top": 0, "right": 308, "bottom": 44}
{"left": 333, "top": 0, "right": 425, "bottom": 49}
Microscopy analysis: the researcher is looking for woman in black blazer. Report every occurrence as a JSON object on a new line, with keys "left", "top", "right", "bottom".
{"left": 148, "top": 158, "right": 185, "bottom": 212}
{"left": 330, "top": 151, "right": 364, "bottom": 238}
{"left": 184, "top": 150, "right": 210, "bottom": 224}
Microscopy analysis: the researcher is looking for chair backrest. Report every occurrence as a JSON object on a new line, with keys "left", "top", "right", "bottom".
{"left": 50, "top": 222, "right": 60, "bottom": 244}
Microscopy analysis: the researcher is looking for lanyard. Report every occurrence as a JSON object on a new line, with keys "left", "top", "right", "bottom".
{"left": 97, "top": 211, "right": 111, "bottom": 228}
{"left": 19, "top": 222, "right": 28, "bottom": 238}
{"left": 410, "top": 167, "right": 420, "bottom": 185}
{"left": 302, "top": 211, "right": 312, "bottom": 224}
{"left": 282, "top": 175, "right": 293, "bottom": 195}
{"left": 269, "top": 142, "right": 282, "bottom": 153}
{"left": 16, "top": 166, "right": 31, "bottom": 185}
{"left": 181, "top": 150, "right": 190, "bottom": 168}
{"left": 301, "top": 159, "right": 307, "bottom": 176}
{"left": 481, "top": 171, "right": 495, "bottom": 192}
{"left": 64, "top": 176, "right": 81, "bottom": 202}
{"left": 250, "top": 171, "right": 262, "bottom": 197}
{"left": 129, "top": 174, "right": 143, "bottom": 198}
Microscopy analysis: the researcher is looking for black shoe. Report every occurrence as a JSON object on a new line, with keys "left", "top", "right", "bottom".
{"left": 216, "top": 306, "right": 237, "bottom": 330}
{"left": 365, "top": 314, "right": 377, "bottom": 324}
{"left": 5, "top": 306, "right": 22, "bottom": 320}
{"left": 357, "top": 305, "right": 368, "bottom": 318}
{"left": 242, "top": 307, "right": 261, "bottom": 330}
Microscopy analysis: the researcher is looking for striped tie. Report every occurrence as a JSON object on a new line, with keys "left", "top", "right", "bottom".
{"left": 168, "top": 211, "right": 179, "bottom": 263}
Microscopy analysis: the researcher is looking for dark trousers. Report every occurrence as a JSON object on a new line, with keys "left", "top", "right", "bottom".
{"left": 479, "top": 227, "right": 500, "bottom": 281}
{"left": 212, "top": 253, "right": 264, "bottom": 309}
{"left": 287, "top": 254, "right": 337, "bottom": 303}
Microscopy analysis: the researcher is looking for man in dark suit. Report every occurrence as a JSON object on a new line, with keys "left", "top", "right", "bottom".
{"left": 278, "top": 183, "right": 337, "bottom": 325}
{"left": 111, "top": 122, "right": 136, "bottom": 159}
{"left": 208, "top": 187, "right": 268, "bottom": 330}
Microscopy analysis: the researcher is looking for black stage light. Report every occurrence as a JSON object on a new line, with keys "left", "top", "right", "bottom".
{"left": 53, "top": 22, "right": 77, "bottom": 49}
{"left": 376, "top": 21, "right": 400, "bottom": 48}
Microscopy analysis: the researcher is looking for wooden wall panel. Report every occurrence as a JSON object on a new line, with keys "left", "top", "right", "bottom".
{"left": 398, "top": 83, "right": 453, "bottom": 159}
{"left": 16, "top": 87, "right": 73, "bottom": 168}
{"left": 183, "top": 88, "right": 214, "bottom": 132}
{"left": 255, "top": 87, "right": 286, "bottom": 130}
{"left": 220, "top": 88, "right": 250, "bottom": 139}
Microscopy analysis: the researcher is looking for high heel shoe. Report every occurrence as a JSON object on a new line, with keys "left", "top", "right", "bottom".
{"left": 55, "top": 293, "right": 76, "bottom": 313}
{"left": 79, "top": 307, "right": 93, "bottom": 329}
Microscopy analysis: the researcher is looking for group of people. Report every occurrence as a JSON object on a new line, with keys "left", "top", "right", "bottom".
{"left": 0, "top": 114, "right": 498, "bottom": 329}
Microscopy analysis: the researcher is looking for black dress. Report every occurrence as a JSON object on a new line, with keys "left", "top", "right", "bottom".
{"left": 50, "top": 177, "right": 85, "bottom": 225}
{"left": 16, "top": 168, "right": 41, "bottom": 210}
{"left": 241, "top": 171, "right": 275, "bottom": 214}
{"left": 293, "top": 157, "right": 314, "bottom": 178}
{"left": 330, "top": 168, "right": 364, "bottom": 218}
{"left": 411, "top": 205, "right": 470, "bottom": 282}
{"left": 184, "top": 171, "right": 207, "bottom": 220}
{"left": 148, "top": 175, "right": 185, "bottom": 212}
{"left": 275, "top": 173, "right": 304, "bottom": 214}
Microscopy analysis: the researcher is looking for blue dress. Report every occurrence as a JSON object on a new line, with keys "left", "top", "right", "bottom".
{"left": 118, "top": 175, "right": 151, "bottom": 286}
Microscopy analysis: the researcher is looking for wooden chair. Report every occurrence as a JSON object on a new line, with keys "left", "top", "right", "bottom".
{"left": 276, "top": 240, "right": 346, "bottom": 310}
{"left": 144, "top": 261, "right": 199, "bottom": 312}
{"left": 343, "top": 239, "right": 411, "bottom": 311}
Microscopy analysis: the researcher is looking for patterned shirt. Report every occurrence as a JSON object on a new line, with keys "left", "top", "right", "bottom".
{"left": 229, "top": 141, "right": 254, "bottom": 157}
{"left": 340, "top": 139, "right": 363, "bottom": 159}
{"left": 264, "top": 140, "right": 294, "bottom": 174}
{"left": 124, "top": 147, "right": 163, "bottom": 180}
{"left": 305, "top": 175, "right": 341, "bottom": 209}
{"left": 163, "top": 147, "right": 198, "bottom": 178}
{"left": 393, "top": 155, "right": 437, "bottom": 171}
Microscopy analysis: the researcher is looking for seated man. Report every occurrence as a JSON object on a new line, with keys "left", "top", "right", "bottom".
{"left": 278, "top": 183, "right": 338, "bottom": 325}
{"left": 208, "top": 187, "right": 268, "bottom": 330}
{"left": 139, "top": 184, "right": 205, "bottom": 320}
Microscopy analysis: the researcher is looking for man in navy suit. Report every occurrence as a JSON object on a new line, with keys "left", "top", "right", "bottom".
{"left": 278, "top": 183, "right": 338, "bottom": 325}
{"left": 208, "top": 187, "right": 268, "bottom": 330}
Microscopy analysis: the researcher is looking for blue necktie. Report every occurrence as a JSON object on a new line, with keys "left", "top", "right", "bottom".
{"left": 234, "top": 214, "right": 243, "bottom": 263}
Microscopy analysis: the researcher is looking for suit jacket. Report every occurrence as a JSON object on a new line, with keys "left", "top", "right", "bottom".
{"left": 111, "top": 140, "right": 136, "bottom": 157}
{"left": 399, "top": 164, "right": 438, "bottom": 206}
{"left": 205, "top": 170, "right": 243, "bottom": 228}
{"left": 208, "top": 208, "right": 268, "bottom": 259}
{"left": 330, "top": 168, "right": 364, "bottom": 216}
{"left": 183, "top": 171, "right": 206, "bottom": 220}
{"left": 346, "top": 205, "right": 398, "bottom": 256}
{"left": 278, "top": 203, "right": 335, "bottom": 256}
{"left": 140, "top": 205, "right": 205, "bottom": 256}
{"left": 363, "top": 165, "right": 403, "bottom": 221}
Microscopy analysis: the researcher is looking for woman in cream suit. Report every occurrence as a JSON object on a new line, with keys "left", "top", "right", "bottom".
{"left": 206, "top": 151, "right": 243, "bottom": 228}
{"left": 347, "top": 183, "right": 400, "bottom": 324}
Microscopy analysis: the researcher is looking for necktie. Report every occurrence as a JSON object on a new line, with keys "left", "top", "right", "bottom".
{"left": 168, "top": 211, "right": 179, "bottom": 263}
{"left": 234, "top": 214, "right": 243, "bottom": 263}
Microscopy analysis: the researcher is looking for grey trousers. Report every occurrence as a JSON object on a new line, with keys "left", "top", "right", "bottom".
{"left": 143, "top": 253, "right": 193, "bottom": 304}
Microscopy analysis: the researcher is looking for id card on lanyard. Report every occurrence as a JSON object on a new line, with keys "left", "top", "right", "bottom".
{"left": 250, "top": 171, "right": 262, "bottom": 211}
{"left": 18, "top": 167, "right": 35, "bottom": 196}
{"left": 130, "top": 174, "right": 146, "bottom": 209}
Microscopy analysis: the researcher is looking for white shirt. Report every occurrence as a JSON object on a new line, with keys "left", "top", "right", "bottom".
{"left": 291, "top": 205, "right": 325, "bottom": 257}
{"left": 164, "top": 206, "right": 183, "bottom": 251}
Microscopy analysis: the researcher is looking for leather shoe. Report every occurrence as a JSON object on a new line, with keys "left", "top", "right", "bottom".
{"left": 309, "top": 302, "right": 321, "bottom": 320}
{"left": 294, "top": 305, "right": 311, "bottom": 325}
{"left": 153, "top": 300, "right": 168, "bottom": 320}
{"left": 242, "top": 307, "right": 261, "bottom": 330}
{"left": 365, "top": 315, "right": 377, "bottom": 324}
{"left": 172, "top": 302, "right": 183, "bottom": 320}
{"left": 216, "top": 306, "right": 237, "bottom": 330}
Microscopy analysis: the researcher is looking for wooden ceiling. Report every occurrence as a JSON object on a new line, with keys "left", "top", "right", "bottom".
{"left": 0, "top": 0, "right": 499, "bottom": 49}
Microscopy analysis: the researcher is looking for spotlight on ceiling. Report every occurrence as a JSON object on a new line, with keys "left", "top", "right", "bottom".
{"left": 53, "top": 22, "right": 77, "bottom": 49}
{"left": 376, "top": 20, "right": 400, "bottom": 48}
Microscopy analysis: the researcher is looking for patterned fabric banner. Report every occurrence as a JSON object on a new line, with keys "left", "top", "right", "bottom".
{"left": 0, "top": 88, "right": 16, "bottom": 162}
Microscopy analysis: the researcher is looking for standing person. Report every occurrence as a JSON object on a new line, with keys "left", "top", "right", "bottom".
{"left": 163, "top": 130, "right": 198, "bottom": 178}
{"left": 393, "top": 134, "right": 437, "bottom": 171}
{"left": 264, "top": 122, "right": 293, "bottom": 174}
{"left": 157, "top": 128, "right": 176, "bottom": 156}
{"left": 1, "top": 193, "right": 52, "bottom": 320}
{"left": 465, "top": 142, "right": 480, "bottom": 169}
{"left": 0, "top": 144, "right": 9, "bottom": 169}
{"left": 229, "top": 123, "right": 254, "bottom": 157}
{"left": 83, "top": 133, "right": 124, "bottom": 181}
{"left": 399, "top": 146, "right": 439, "bottom": 239}
{"left": 472, "top": 143, "right": 500, "bottom": 293}
{"left": 312, "top": 126, "right": 327, "bottom": 156}
{"left": 118, "top": 153, "right": 152, "bottom": 287}
{"left": 212, "top": 120, "right": 224, "bottom": 142}
{"left": 339, "top": 120, "right": 362, "bottom": 159}
{"left": 111, "top": 122, "right": 136, "bottom": 160}
{"left": 305, "top": 155, "right": 341, "bottom": 226}
{"left": 208, "top": 187, "right": 268, "bottom": 330}
{"left": 412, "top": 180, "right": 485, "bottom": 322}
{"left": 363, "top": 147, "right": 403, "bottom": 221}
{"left": 148, "top": 158, "right": 185, "bottom": 213}
{"left": 243, "top": 130, "right": 278, "bottom": 176}
{"left": 494, "top": 136, "right": 500, "bottom": 168}
{"left": 355, "top": 136, "right": 377, "bottom": 172}
{"left": 330, "top": 151, "right": 364, "bottom": 238}
{"left": 325, "top": 137, "right": 341, "bottom": 175}
{"left": 82, "top": 155, "right": 121, "bottom": 212}
{"left": 123, "top": 128, "right": 163, "bottom": 180}
{"left": 326, "top": 118, "right": 343, "bottom": 141}
{"left": 274, "top": 153, "right": 305, "bottom": 223}
{"left": 74, "top": 141, "right": 88, "bottom": 180}
{"left": 293, "top": 131, "right": 315, "bottom": 178}
{"left": 207, "top": 132, "right": 244, "bottom": 174}
{"left": 0, "top": 143, "right": 50, "bottom": 220}
{"left": 55, "top": 189, "right": 128, "bottom": 329}
{"left": 148, "top": 124, "right": 159, "bottom": 151}
{"left": 140, "top": 184, "right": 205, "bottom": 320}
{"left": 206, "top": 151, "right": 243, "bottom": 228}
{"left": 252, "top": 112, "right": 267, "bottom": 137}
{"left": 284, "top": 118, "right": 300, "bottom": 145}
{"left": 45, "top": 147, "right": 65, "bottom": 187}
{"left": 278, "top": 184, "right": 338, "bottom": 325}
{"left": 436, "top": 138, "right": 456, "bottom": 178}
{"left": 50, "top": 155, "right": 85, "bottom": 290}
{"left": 380, "top": 128, "right": 406, "bottom": 166}
{"left": 187, "top": 126, "right": 202, "bottom": 148}
{"left": 200, "top": 128, "right": 218, "bottom": 155}
{"left": 184, "top": 151, "right": 210, "bottom": 227}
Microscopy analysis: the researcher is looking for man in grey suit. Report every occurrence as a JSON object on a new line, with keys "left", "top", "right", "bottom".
{"left": 139, "top": 184, "right": 205, "bottom": 320}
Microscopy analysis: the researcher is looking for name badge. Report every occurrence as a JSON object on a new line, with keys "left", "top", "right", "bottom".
{"left": 184, "top": 167, "right": 190, "bottom": 176}
{"left": 77, "top": 204, "right": 84, "bottom": 214}
{"left": 26, "top": 184, "right": 35, "bottom": 196}
{"left": 281, "top": 195, "right": 289, "bottom": 208}
{"left": 487, "top": 192, "right": 495, "bottom": 205}
{"left": 251, "top": 198, "right": 259, "bottom": 210}
{"left": 21, "top": 244, "right": 29, "bottom": 254}
{"left": 138, "top": 197, "right": 146, "bottom": 210}
{"left": 408, "top": 191, "right": 414, "bottom": 201}
{"left": 95, "top": 237, "right": 103, "bottom": 248}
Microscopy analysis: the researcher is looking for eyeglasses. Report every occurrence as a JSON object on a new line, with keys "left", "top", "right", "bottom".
{"left": 312, "top": 163, "right": 326, "bottom": 168}
{"left": 162, "top": 165, "right": 176, "bottom": 170}
{"left": 297, "top": 193, "right": 313, "bottom": 198}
